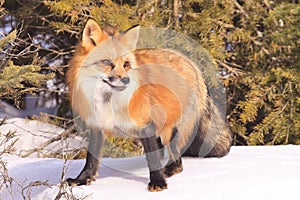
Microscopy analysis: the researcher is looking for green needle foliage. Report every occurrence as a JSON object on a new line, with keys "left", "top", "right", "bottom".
{"left": 0, "top": 2, "right": 54, "bottom": 106}
{"left": 229, "top": 2, "right": 300, "bottom": 145}
{"left": 0, "top": 61, "right": 54, "bottom": 103}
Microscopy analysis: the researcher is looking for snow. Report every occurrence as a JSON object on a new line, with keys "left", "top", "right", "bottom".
{"left": 1, "top": 145, "right": 300, "bottom": 200}
{"left": 1, "top": 118, "right": 299, "bottom": 200}
{"left": 0, "top": 118, "right": 86, "bottom": 158}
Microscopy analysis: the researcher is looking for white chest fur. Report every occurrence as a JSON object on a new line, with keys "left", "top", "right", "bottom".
{"left": 83, "top": 74, "right": 139, "bottom": 134}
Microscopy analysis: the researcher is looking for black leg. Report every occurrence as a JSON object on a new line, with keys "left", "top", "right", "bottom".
{"left": 66, "top": 129, "right": 105, "bottom": 186}
{"left": 164, "top": 127, "right": 183, "bottom": 178}
{"left": 156, "top": 137, "right": 165, "bottom": 160}
{"left": 140, "top": 123, "right": 167, "bottom": 192}
{"left": 164, "top": 157, "right": 183, "bottom": 178}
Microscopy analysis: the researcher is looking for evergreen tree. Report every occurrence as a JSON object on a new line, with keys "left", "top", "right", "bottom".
{"left": 230, "top": 2, "right": 300, "bottom": 145}
{"left": 0, "top": 1, "right": 54, "bottom": 107}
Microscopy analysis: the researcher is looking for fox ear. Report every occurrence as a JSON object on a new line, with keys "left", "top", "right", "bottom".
{"left": 121, "top": 25, "right": 140, "bottom": 50}
{"left": 82, "top": 19, "right": 107, "bottom": 48}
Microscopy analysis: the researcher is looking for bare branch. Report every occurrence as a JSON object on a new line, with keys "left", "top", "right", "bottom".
{"left": 173, "top": 0, "right": 180, "bottom": 29}
{"left": 21, "top": 180, "right": 51, "bottom": 200}
{"left": 263, "top": 0, "right": 272, "bottom": 10}
{"left": 217, "top": 60, "right": 245, "bottom": 77}
{"left": 234, "top": 0, "right": 249, "bottom": 19}
{"left": 20, "top": 126, "right": 75, "bottom": 158}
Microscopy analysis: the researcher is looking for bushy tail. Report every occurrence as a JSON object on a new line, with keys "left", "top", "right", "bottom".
{"left": 183, "top": 98, "right": 232, "bottom": 158}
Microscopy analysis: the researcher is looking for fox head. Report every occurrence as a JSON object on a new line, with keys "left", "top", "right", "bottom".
{"left": 68, "top": 19, "right": 140, "bottom": 95}
{"left": 67, "top": 19, "right": 141, "bottom": 123}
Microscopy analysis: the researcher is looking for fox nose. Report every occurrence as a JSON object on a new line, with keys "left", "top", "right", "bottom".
{"left": 121, "top": 77, "right": 130, "bottom": 85}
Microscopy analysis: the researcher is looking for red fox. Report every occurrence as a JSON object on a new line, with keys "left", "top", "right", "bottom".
{"left": 66, "top": 19, "right": 232, "bottom": 192}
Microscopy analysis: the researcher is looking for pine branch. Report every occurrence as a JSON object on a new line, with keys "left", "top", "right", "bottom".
{"left": 256, "top": 101, "right": 289, "bottom": 133}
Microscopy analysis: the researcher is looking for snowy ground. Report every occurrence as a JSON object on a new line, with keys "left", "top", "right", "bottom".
{"left": 0, "top": 118, "right": 86, "bottom": 158}
{"left": 1, "top": 145, "right": 300, "bottom": 200}
{"left": 0, "top": 118, "right": 299, "bottom": 200}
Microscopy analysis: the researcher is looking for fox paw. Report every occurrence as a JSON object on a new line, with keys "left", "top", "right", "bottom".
{"left": 164, "top": 159, "right": 183, "bottom": 178}
{"left": 148, "top": 180, "right": 168, "bottom": 192}
{"left": 66, "top": 176, "right": 96, "bottom": 186}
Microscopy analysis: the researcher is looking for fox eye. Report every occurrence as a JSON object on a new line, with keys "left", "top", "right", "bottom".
{"left": 123, "top": 61, "right": 130, "bottom": 69}
{"left": 101, "top": 59, "right": 113, "bottom": 66}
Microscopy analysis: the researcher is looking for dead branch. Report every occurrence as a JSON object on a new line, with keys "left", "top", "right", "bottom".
{"left": 234, "top": 0, "right": 249, "bottom": 19}
{"left": 217, "top": 60, "right": 245, "bottom": 77}
{"left": 21, "top": 180, "right": 51, "bottom": 200}
{"left": 20, "top": 126, "right": 75, "bottom": 158}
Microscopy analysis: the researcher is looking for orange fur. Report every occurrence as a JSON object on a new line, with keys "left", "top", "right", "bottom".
{"left": 128, "top": 83, "right": 182, "bottom": 136}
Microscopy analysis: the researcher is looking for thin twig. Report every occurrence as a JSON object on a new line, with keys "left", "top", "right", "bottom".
{"left": 234, "top": 0, "right": 249, "bottom": 19}
{"left": 21, "top": 180, "right": 51, "bottom": 200}
{"left": 20, "top": 126, "right": 75, "bottom": 158}
{"left": 217, "top": 60, "right": 244, "bottom": 77}
{"left": 263, "top": 0, "right": 272, "bottom": 10}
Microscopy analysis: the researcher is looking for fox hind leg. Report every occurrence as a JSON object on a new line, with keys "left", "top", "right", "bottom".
{"left": 182, "top": 115, "right": 232, "bottom": 158}
{"left": 164, "top": 127, "right": 183, "bottom": 178}
{"left": 156, "top": 137, "right": 165, "bottom": 160}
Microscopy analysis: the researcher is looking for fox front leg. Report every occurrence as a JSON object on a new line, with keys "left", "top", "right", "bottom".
{"left": 140, "top": 122, "right": 167, "bottom": 192}
{"left": 66, "top": 129, "right": 105, "bottom": 186}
